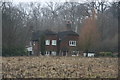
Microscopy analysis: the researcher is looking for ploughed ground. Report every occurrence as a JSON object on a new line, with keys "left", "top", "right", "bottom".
{"left": 2, "top": 56, "right": 118, "bottom": 78}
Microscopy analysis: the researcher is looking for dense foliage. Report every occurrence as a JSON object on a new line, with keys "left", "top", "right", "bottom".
{"left": 2, "top": 46, "right": 27, "bottom": 56}
{"left": 39, "top": 34, "right": 45, "bottom": 55}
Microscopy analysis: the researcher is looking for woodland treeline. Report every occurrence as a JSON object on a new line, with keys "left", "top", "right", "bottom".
{"left": 1, "top": 1, "right": 118, "bottom": 56}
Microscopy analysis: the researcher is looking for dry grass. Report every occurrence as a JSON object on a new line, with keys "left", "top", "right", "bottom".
{"left": 2, "top": 56, "right": 118, "bottom": 78}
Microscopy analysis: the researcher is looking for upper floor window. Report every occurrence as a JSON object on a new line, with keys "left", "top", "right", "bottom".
{"left": 69, "top": 40, "right": 76, "bottom": 46}
{"left": 45, "top": 40, "right": 50, "bottom": 45}
{"left": 52, "top": 40, "right": 57, "bottom": 46}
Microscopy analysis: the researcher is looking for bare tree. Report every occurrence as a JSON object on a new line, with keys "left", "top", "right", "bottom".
{"left": 79, "top": 9, "right": 100, "bottom": 56}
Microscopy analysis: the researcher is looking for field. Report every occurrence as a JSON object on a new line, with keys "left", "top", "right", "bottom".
{"left": 2, "top": 56, "right": 118, "bottom": 78}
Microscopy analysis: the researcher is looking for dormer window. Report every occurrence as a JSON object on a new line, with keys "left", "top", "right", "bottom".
{"left": 45, "top": 40, "right": 50, "bottom": 45}
{"left": 69, "top": 40, "right": 76, "bottom": 46}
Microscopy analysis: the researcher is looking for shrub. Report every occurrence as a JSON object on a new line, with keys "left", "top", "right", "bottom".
{"left": 2, "top": 46, "right": 27, "bottom": 56}
{"left": 98, "top": 52, "right": 113, "bottom": 57}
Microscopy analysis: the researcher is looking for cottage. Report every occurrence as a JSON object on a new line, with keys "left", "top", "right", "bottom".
{"left": 31, "top": 29, "right": 79, "bottom": 56}
{"left": 31, "top": 21, "right": 79, "bottom": 56}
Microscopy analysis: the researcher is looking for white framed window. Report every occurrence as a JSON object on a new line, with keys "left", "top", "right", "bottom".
{"left": 45, "top": 51, "right": 50, "bottom": 56}
{"left": 52, "top": 40, "right": 57, "bottom": 46}
{"left": 69, "top": 40, "right": 76, "bottom": 46}
{"left": 45, "top": 40, "right": 50, "bottom": 45}
{"left": 52, "top": 51, "right": 56, "bottom": 56}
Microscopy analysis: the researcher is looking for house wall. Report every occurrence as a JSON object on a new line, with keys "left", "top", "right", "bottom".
{"left": 32, "top": 41, "right": 39, "bottom": 56}
{"left": 32, "top": 35, "right": 58, "bottom": 56}
{"left": 59, "top": 35, "right": 79, "bottom": 56}
{"left": 39, "top": 35, "right": 58, "bottom": 55}
{"left": 45, "top": 35, "right": 58, "bottom": 51}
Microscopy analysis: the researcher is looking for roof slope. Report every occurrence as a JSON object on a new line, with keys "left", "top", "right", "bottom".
{"left": 32, "top": 30, "right": 79, "bottom": 41}
{"left": 32, "top": 30, "right": 57, "bottom": 41}
{"left": 58, "top": 30, "right": 79, "bottom": 40}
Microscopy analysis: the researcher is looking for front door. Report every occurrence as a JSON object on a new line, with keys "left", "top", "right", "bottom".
{"left": 63, "top": 51, "right": 67, "bottom": 56}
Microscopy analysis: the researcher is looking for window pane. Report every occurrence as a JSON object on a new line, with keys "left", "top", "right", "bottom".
{"left": 69, "top": 40, "right": 76, "bottom": 46}
{"left": 72, "top": 41, "right": 74, "bottom": 45}
{"left": 52, "top": 51, "right": 56, "bottom": 55}
{"left": 45, "top": 40, "right": 50, "bottom": 45}
{"left": 52, "top": 40, "right": 56, "bottom": 45}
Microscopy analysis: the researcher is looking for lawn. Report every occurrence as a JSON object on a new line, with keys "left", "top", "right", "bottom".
{"left": 2, "top": 56, "right": 118, "bottom": 78}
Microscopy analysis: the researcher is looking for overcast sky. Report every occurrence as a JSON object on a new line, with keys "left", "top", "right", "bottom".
{"left": 4, "top": 0, "right": 118, "bottom": 4}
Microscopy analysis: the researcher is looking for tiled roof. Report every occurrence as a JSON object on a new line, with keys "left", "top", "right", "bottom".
{"left": 32, "top": 30, "right": 79, "bottom": 41}
{"left": 44, "top": 29, "right": 57, "bottom": 35}
{"left": 58, "top": 30, "right": 79, "bottom": 36}
{"left": 58, "top": 30, "right": 79, "bottom": 40}
{"left": 32, "top": 30, "right": 57, "bottom": 41}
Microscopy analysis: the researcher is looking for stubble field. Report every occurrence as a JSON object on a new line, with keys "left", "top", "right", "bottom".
{"left": 2, "top": 56, "right": 118, "bottom": 78}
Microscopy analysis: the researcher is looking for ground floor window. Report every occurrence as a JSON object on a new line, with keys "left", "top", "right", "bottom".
{"left": 45, "top": 51, "right": 56, "bottom": 56}
{"left": 51, "top": 51, "right": 56, "bottom": 56}
{"left": 71, "top": 51, "right": 79, "bottom": 56}
{"left": 45, "top": 51, "right": 50, "bottom": 55}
